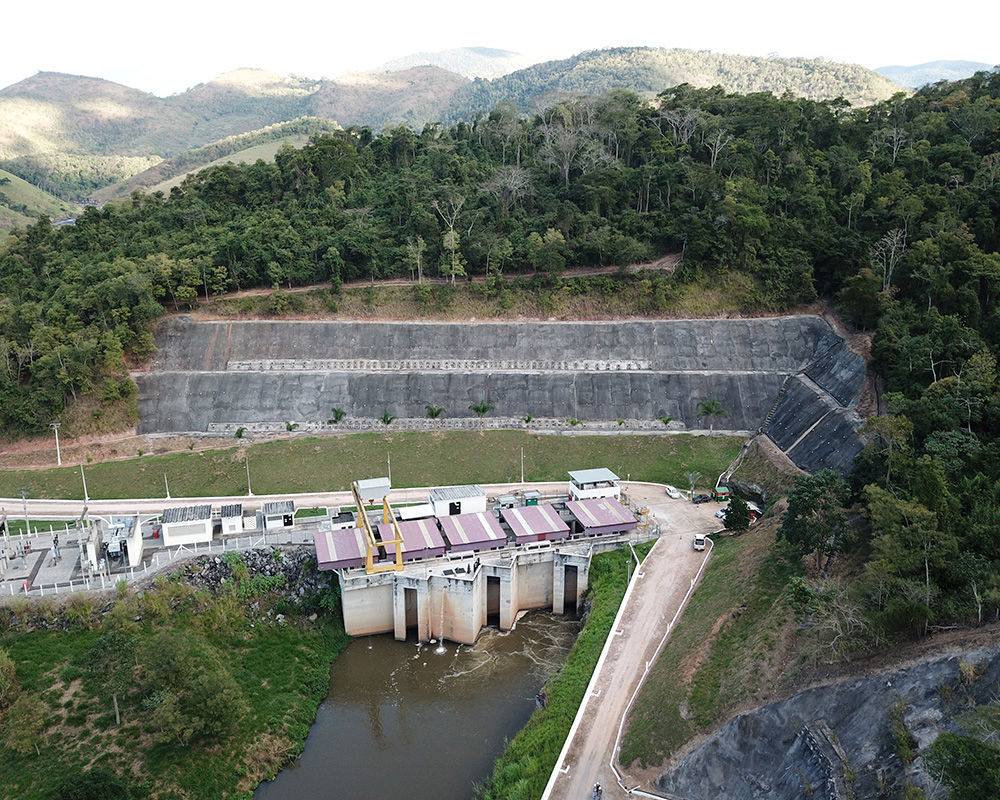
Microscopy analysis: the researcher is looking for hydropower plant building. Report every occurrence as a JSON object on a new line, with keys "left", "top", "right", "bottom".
{"left": 315, "top": 474, "right": 643, "bottom": 644}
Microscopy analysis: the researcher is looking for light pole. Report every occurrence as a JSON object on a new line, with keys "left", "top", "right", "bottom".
{"left": 50, "top": 422, "right": 62, "bottom": 466}
{"left": 80, "top": 464, "right": 89, "bottom": 503}
{"left": 245, "top": 451, "right": 253, "bottom": 497}
{"left": 520, "top": 447, "right": 524, "bottom": 484}
{"left": 17, "top": 488, "right": 29, "bottom": 536}
{"left": 163, "top": 472, "right": 171, "bottom": 499}
{"left": 387, "top": 451, "right": 392, "bottom": 485}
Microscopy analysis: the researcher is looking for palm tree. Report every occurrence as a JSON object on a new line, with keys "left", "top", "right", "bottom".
{"left": 469, "top": 401, "right": 494, "bottom": 418}
{"left": 425, "top": 405, "right": 445, "bottom": 419}
{"left": 380, "top": 410, "right": 396, "bottom": 426}
{"left": 697, "top": 398, "right": 728, "bottom": 434}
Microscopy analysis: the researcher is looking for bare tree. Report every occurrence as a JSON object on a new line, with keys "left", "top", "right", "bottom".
{"left": 876, "top": 125, "right": 909, "bottom": 165}
{"left": 537, "top": 123, "right": 590, "bottom": 188}
{"left": 870, "top": 228, "right": 907, "bottom": 290}
{"left": 406, "top": 236, "right": 426, "bottom": 283}
{"left": 705, "top": 127, "right": 734, "bottom": 170}
{"left": 432, "top": 196, "right": 466, "bottom": 285}
{"left": 482, "top": 165, "right": 533, "bottom": 217}
{"left": 656, "top": 106, "right": 701, "bottom": 145}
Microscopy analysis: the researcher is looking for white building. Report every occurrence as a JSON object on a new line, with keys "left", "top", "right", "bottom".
{"left": 568, "top": 468, "right": 621, "bottom": 501}
{"left": 262, "top": 500, "right": 295, "bottom": 530}
{"left": 220, "top": 503, "right": 244, "bottom": 535}
{"left": 428, "top": 485, "right": 487, "bottom": 517}
{"left": 160, "top": 504, "right": 213, "bottom": 546}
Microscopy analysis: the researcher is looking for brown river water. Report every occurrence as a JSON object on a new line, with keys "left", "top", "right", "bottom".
{"left": 255, "top": 612, "right": 580, "bottom": 800}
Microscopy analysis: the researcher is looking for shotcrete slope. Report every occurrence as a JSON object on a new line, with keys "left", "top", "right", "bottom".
{"left": 136, "top": 316, "right": 867, "bottom": 473}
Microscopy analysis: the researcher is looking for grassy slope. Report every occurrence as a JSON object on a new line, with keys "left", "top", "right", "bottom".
{"left": 0, "top": 168, "right": 78, "bottom": 232}
{"left": 0, "top": 431, "right": 743, "bottom": 500}
{"left": 0, "top": 589, "right": 349, "bottom": 800}
{"left": 620, "top": 446, "right": 803, "bottom": 770}
{"left": 199, "top": 270, "right": 773, "bottom": 321}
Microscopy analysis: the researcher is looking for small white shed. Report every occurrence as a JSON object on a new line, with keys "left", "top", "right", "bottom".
{"left": 220, "top": 504, "right": 244, "bottom": 535}
{"left": 160, "top": 505, "right": 213, "bottom": 546}
{"left": 428, "top": 485, "right": 487, "bottom": 517}
{"left": 568, "top": 468, "right": 621, "bottom": 501}
{"left": 262, "top": 500, "right": 295, "bottom": 530}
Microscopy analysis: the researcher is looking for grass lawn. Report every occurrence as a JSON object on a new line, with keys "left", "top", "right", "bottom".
{"left": 0, "top": 431, "right": 743, "bottom": 500}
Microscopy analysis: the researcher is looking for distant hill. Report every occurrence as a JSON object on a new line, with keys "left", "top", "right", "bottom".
{"left": 445, "top": 47, "right": 904, "bottom": 119}
{"left": 0, "top": 168, "right": 78, "bottom": 233}
{"left": 875, "top": 60, "right": 995, "bottom": 88}
{"left": 311, "top": 66, "right": 467, "bottom": 128}
{"left": 0, "top": 48, "right": 907, "bottom": 204}
{"left": 379, "top": 47, "right": 535, "bottom": 79}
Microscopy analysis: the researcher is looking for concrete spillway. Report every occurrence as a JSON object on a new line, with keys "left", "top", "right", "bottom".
{"left": 136, "top": 316, "right": 868, "bottom": 473}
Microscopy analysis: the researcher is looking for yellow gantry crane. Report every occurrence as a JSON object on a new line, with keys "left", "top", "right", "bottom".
{"left": 352, "top": 481, "right": 405, "bottom": 574}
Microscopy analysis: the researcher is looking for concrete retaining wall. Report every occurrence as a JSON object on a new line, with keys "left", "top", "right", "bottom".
{"left": 136, "top": 315, "right": 870, "bottom": 474}
{"left": 137, "top": 370, "right": 785, "bottom": 431}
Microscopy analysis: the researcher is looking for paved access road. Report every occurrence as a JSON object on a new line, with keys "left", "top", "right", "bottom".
{"left": 1, "top": 482, "right": 579, "bottom": 521}
{"left": 543, "top": 483, "right": 721, "bottom": 800}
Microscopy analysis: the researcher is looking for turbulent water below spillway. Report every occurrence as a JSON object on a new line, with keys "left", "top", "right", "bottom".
{"left": 656, "top": 646, "right": 1000, "bottom": 800}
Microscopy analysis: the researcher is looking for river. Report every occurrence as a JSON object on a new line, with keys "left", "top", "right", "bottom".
{"left": 255, "top": 612, "right": 580, "bottom": 799}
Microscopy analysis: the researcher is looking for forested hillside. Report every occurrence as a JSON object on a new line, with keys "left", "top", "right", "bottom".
{"left": 448, "top": 47, "right": 903, "bottom": 119}
{"left": 0, "top": 48, "right": 903, "bottom": 204}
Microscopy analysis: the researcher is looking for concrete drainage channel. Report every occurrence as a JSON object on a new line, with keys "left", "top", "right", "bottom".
{"left": 136, "top": 316, "right": 868, "bottom": 474}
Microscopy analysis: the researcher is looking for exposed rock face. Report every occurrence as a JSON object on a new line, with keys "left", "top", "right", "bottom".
{"left": 180, "top": 547, "right": 332, "bottom": 605}
{"left": 655, "top": 648, "right": 1000, "bottom": 800}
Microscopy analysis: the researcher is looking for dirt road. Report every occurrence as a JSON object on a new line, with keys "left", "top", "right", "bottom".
{"left": 544, "top": 483, "right": 721, "bottom": 800}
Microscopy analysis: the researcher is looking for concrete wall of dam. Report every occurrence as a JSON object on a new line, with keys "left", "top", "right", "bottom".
{"left": 135, "top": 315, "right": 870, "bottom": 474}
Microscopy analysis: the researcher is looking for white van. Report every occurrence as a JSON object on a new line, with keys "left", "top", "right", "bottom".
{"left": 693, "top": 533, "right": 707, "bottom": 551}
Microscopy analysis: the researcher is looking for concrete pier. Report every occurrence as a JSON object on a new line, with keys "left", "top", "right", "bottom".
{"left": 339, "top": 538, "right": 614, "bottom": 645}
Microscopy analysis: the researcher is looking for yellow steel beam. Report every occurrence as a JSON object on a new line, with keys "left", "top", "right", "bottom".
{"left": 352, "top": 482, "right": 404, "bottom": 574}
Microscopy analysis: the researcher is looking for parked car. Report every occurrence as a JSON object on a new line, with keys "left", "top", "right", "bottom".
{"left": 714, "top": 507, "right": 728, "bottom": 519}
{"left": 692, "top": 493, "right": 711, "bottom": 504}
{"left": 664, "top": 484, "right": 681, "bottom": 499}
{"left": 693, "top": 533, "right": 707, "bottom": 551}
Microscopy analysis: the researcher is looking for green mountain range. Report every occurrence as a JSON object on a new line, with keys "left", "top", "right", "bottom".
{"left": 0, "top": 46, "right": 908, "bottom": 222}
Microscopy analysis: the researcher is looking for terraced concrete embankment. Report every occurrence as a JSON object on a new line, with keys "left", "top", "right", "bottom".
{"left": 136, "top": 316, "right": 866, "bottom": 472}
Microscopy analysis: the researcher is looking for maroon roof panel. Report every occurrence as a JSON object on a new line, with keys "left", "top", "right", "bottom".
{"left": 314, "top": 528, "right": 368, "bottom": 571}
{"left": 378, "top": 518, "right": 446, "bottom": 562}
{"left": 566, "top": 497, "right": 637, "bottom": 534}
{"left": 500, "top": 504, "right": 570, "bottom": 544}
{"left": 438, "top": 511, "right": 507, "bottom": 553}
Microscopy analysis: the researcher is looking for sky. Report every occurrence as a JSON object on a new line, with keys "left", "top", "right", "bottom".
{"left": 4, "top": 0, "right": 997, "bottom": 96}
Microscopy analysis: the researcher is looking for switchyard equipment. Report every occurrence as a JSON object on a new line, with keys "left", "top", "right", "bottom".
{"left": 352, "top": 480, "right": 405, "bottom": 574}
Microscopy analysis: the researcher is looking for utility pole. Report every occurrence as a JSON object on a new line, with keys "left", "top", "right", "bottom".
{"left": 17, "top": 488, "right": 29, "bottom": 536}
{"left": 163, "top": 472, "right": 171, "bottom": 499}
{"left": 521, "top": 447, "right": 524, "bottom": 484}
{"left": 245, "top": 451, "right": 253, "bottom": 497}
{"left": 50, "top": 422, "right": 62, "bottom": 466}
{"left": 387, "top": 451, "right": 392, "bottom": 485}
{"left": 80, "top": 464, "right": 89, "bottom": 503}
